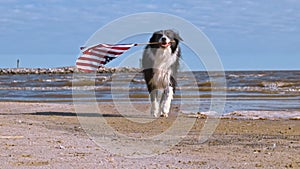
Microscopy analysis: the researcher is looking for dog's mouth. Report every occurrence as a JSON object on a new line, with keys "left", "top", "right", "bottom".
{"left": 160, "top": 42, "right": 171, "bottom": 48}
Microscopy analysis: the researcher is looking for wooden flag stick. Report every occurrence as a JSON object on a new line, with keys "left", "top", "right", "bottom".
{"left": 80, "top": 41, "right": 176, "bottom": 49}
{"left": 134, "top": 41, "right": 176, "bottom": 46}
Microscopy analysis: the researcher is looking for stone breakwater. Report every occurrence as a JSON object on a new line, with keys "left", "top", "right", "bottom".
{"left": 0, "top": 67, "right": 142, "bottom": 75}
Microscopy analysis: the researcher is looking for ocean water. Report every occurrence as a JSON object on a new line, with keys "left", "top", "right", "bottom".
{"left": 0, "top": 70, "right": 299, "bottom": 117}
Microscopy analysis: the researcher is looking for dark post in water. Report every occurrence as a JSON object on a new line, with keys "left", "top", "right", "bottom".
{"left": 17, "top": 59, "right": 20, "bottom": 68}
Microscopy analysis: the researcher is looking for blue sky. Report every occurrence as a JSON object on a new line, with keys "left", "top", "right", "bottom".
{"left": 0, "top": 0, "right": 299, "bottom": 70}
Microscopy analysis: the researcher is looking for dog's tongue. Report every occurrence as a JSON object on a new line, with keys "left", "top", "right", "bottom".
{"left": 161, "top": 42, "right": 171, "bottom": 48}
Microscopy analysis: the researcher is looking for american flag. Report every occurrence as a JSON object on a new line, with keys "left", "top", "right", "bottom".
{"left": 76, "top": 43, "right": 136, "bottom": 72}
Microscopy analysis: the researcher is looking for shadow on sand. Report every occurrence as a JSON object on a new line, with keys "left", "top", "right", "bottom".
{"left": 28, "top": 112, "right": 124, "bottom": 117}
{"left": 27, "top": 112, "right": 160, "bottom": 120}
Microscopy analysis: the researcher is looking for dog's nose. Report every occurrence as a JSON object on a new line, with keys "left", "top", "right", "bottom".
{"left": 161, "top": 37, "right": 167, "bottom": 42}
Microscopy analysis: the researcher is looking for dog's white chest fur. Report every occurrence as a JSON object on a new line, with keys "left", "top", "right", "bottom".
{"left": 149, "top": 47, "right": 178, "bottom": 89}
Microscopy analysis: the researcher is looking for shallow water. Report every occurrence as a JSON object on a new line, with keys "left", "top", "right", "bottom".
{"left": 0, "top": 70, "right": 299, "bottom": 116}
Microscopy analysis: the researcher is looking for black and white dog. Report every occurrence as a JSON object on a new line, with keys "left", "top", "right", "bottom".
{"left": 142, "top": 29, "right": 182, "bottom": 117}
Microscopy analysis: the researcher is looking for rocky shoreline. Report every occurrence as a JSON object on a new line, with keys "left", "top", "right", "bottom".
{"left": 0, "top": 66, "right": 142, "bottom": 75}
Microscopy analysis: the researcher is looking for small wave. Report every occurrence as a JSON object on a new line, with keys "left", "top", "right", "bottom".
{"left": 227, "top": 73, "right": 266, "bottom": 78}
{"left": 228, "top": 86, "right": 300, "bottom": 95}
{"left": 223, "top": 110, "right": 300, "bottom": 120}
{"left": 260, "top": 81, "right": 294, "bottom": 88}
{"left": 12, "top": 80, "right": 28, "bottom": 83}
{"left": 131, "top": 78, "right": 145, "bottom": 83}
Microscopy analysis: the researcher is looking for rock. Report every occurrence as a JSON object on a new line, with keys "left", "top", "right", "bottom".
{"left": 0, "top": 66, "right": 141, "bottom": 75}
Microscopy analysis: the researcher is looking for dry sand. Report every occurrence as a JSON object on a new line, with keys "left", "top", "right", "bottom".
{"left": 0, "top": 102, "right": 299, "bottom": 169}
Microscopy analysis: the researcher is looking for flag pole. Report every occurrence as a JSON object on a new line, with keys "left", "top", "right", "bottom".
{"left": 80, "top": 41, "right": 176, "bottom": 49}
{"left": 134, "top": 41, "right": 176, "bottom": 46}
{"left": 133, "top": 42, "right": 160, "bottom": 46}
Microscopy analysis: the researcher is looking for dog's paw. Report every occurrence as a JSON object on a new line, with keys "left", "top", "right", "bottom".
{"left": 151, "top": 110, "right": 160, "bottom": 118}
{"left": 160, "top": 112, "right": 169, "bottom": 118}
{"left": 153, "top": 113, "right": 159, "bottom": 118}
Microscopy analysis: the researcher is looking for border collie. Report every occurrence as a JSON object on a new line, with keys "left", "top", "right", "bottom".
{"left": 142, "top": 29, "right": 182, "bottom": 117}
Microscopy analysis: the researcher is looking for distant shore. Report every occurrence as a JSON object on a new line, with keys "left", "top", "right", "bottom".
{"left": 0, "top": 66, "right": 142, "bottom": 75}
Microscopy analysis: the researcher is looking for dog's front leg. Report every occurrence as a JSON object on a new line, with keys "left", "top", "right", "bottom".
{"left": 150, "top": 90, "right": 160, "bottom": 117}
{"left": 160, "top": 86, "right": 173, "bottom": 117}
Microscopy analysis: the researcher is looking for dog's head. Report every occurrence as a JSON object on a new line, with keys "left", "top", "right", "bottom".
{"left": 149, "top": 29, "right": 183, "bottom": 53}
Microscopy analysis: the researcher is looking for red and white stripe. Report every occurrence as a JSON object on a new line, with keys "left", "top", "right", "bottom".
{"left": 76, "top": 44, "right": 135, "bottom": 72}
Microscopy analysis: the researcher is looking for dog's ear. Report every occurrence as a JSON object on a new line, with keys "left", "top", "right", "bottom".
{"left": 148, "top": 32, "right": 162, "bottom": 48}
{"left": 149, "top": 31, "right": 162, "bottom": 42}
{"left": 149, "top": 34, "right": 158, "bottom": 42}
{"left": 168, "top": 29, "right": 183, "bottom": 41}
{"left": 175, "top": 33, "right": 183, "bottom": 41}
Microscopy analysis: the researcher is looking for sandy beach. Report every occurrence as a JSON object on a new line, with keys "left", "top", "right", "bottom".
{"left": 0, "top": 102, "right": 299, "bottom": 168}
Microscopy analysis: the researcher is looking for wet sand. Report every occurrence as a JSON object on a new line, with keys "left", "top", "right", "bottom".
{"left": 0, "top": 102, "right": 299, "bottom": 168}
